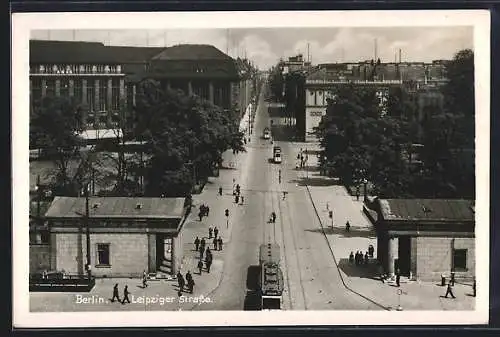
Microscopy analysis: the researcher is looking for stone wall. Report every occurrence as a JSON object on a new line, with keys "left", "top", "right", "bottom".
{"left": 416, "top": 236, "right": 475, "bottom": 282}
{"left": 55, "top": 233, "right": 149, "bottom": 277}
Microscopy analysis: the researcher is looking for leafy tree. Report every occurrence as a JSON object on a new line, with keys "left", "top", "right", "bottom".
{"left": 30, "top": 96, "right": 84, "bottom": 192}
{"left": 134, "top": 79, "right": 245, "bottom": 197}
{"left": 268, "top": 62, "right": 285, "bottom": 101}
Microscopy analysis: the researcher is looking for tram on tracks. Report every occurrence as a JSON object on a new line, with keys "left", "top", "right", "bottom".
{"left": 258, "top": 243, "right": 284, "bottom": 310}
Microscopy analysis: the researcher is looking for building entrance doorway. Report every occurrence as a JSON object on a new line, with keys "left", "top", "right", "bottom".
{"left": 156, "top": 235, "right": 173, "bottom": 274}
{"left": 398, "top": 236, "right": 411, "bottom": 276}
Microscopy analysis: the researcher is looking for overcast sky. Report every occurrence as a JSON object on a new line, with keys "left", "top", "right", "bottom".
{"left": 31, "top": 27, "right": 473, "bottom": 69}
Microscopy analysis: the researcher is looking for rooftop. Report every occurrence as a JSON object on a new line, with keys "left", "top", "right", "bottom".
{"left": 45, "top": 196, "right": 186, "bottom": 220}
{"left": 378, "top": 199, "right": 475, "bottom": 223}
{"left": 151, "top": 44, "right": 233, "bottom": 61}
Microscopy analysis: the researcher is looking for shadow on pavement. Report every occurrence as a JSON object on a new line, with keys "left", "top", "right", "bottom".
{"left": 305, "top": 226, "right": 376, "bottom": 239}
{"left": 270, "top": 125, "right": 297, "bottom": 142}
{"left": 290, "top": 177, "right": 340, "bottom": 187}
{"left": 244, "top": 265, "right": 262, "bottom": 311}
{"left": 337, "top": 258, "right": 381, "bottom": 279}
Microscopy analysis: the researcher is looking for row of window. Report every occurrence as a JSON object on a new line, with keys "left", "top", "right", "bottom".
{"left": 31, "top": 64, "right": 122, "bottom": 75}
{"left": 31, "top": 78, "right": 123, "bottom": 112}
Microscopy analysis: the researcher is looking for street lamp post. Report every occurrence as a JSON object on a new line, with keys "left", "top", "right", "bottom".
{"left": 84, "top": 183, "right": 92, "bottom": 279}
{"left": 34, "top": 174, "right": 41, "bottom": 244}
{"left": 363, "top": 178, "right": 368, "bottom": 203}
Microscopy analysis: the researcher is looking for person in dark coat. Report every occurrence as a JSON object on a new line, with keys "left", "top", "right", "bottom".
{"left": 345, "top": 221, "right": 351, "bottom": 232}
{"left": 213, "top": 237, "right": 218, "bottom": 250}
{"left": 177, "top": 271, "right": 185, "bottom": 292}
{"left": 214, "top": 227, "right": 219, "bottom": 239}
{"left": 354, "top": 251, "right": 359, "bottom": 266}
{"left": 206, "top": 255, "right": 213, "bottom": 273}
{"left": 349, "top": 251, "right": 354, "bottom": 265}
{"left": 194, "top": 236, "right": 200, "bottom": 251}
{"left": 217, "top": 237, "right": 223, "bottom": 251}
{"left": 185, "top": 271, "right": 194, "bottom": 294}
{"left": 219, "top": 187, "right": 223, "bottom": 196}
{"left": 396, "top": 268, "right": 401, "bottom": 287}
{"left": 208, "top": 227, "right": 213, "bottom": 239}
{"left": 206, "top": 247, "right": 212, "bottom": 259}
{"left": 121, "top": 285, "right": 131, "bottom": 304}
{"left": 368, "top": 245, "right": 374, "bottom": 257}
{"left": 142, "top": 270, "right": 148, "bottom": 288}
{"left": 200, "top": 238, "right": 206, "bottom": 250}
{"left": 473, "top": 278, "right": 476, "bottom": 297}
{"left": 198, "top": 210, "right": 203, "bottom": 221}
{"left": 199, "top": 246, "right": 204, "bottom": 260}
{"left": 197, "top": 259, "right": 203, "bottom": 274}
{"left": 111, "top": 283, "right": 121, "bottom": 302}
{"left": 444, "top": 281, "right": 456, "bottom": 298}
{"left": 364, "top": 252, "right": 369, "bottom": 265}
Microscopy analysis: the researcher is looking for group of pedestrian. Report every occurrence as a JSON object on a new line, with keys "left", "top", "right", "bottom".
{"left": 296, "top": 148, "right": 308, "bottom": 169}
{"left": 212, "top": 236, "right": 223, "bottom": 251}
{"left": 208, "top": 226, "right": 219, "bottom": 239}
{"left": 177, "top": 270, "right": 195, "bottom": 294}
{"left": 233, "top": 184, "right": 244, "bottom": 204}
{"left": 198, "top": 204, "right": 210, "bottom": 221}
{"left": 111, "top": 283, "right": 131, "bottom": 305}
{"left": 349, "top": 250, "right": 369, "bottom": 266}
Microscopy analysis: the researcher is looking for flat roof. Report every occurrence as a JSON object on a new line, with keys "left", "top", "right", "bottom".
{"left": 45, "top": 197, "right": 186, "bottom": 220}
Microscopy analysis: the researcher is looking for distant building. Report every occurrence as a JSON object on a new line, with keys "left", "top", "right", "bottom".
{"left": 369, "top": 198, "right": 475, "bottom": 282}
{"left": 44, "top": 197, "right": 189, "bottom": 277}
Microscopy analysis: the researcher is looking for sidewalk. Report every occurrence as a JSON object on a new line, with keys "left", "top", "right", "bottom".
{"left": 291, "top": 143, "right": 475, "bottom": 311}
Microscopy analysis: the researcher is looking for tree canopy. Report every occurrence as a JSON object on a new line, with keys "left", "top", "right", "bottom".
{"left": 134, "top": 79, "right": 245, "bottom": 197}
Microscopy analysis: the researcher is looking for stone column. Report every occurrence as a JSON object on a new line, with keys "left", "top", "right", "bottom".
{"left": 55, "top": 79, "right": 61, "bottom": 97}
{"left": 107, "top": 78, "right": 113, "bottom": 124}
{"left": 69, "top": 79, "right": 75, "bottom": 97}
{"left": 188, "top": 81, "right": 193, "bottom": 96}
{"left": 95, "top": 79, "right": 100, "bottom": 125}
{"left": 82, "top": 79, "right": 88, "bottom": 104}
{"left": 41, "top": 79, "right": 47, "bottom": 97}
{"left": 209, "top": 81, "right": 214, "bottom": 104}
{"left": 170, "top": 235, "right": 176, "bottom": 274}
{"left": 119, "top": 78, "right": 125, "bottom": 101}
{"left": 132, "top": 84, "right": 136, "bottom": 107}
{"left": 387, "top": 236, "right": 399, "bottom": 277}
{"left": 148, "top": 234, "right": 157, "bottom": 273}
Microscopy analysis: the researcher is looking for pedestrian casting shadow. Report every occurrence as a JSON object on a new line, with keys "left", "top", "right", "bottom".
{"left": 337, "top": 258, "right": 381, "bottom": 279}
{"left": 244, "top": 265, "right": 262, "bottom": 311}
{"left": 305, "top": 226, "right": 376, "bottom": 239}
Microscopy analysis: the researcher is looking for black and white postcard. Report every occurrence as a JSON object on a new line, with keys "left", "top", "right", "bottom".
{"left": 12, "top": 10, "right": 490, "bottom": 327}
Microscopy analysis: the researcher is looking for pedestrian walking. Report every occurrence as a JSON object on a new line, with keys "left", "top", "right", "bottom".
{"left": 199, "top": 246, "right": 204, "bottom": 260}
{"left": 206, "top": 247, "right": 212, "bottom": 259}
{"left": 208, "top": 227, "right": 213, "bottom": 239}
{"left": 194, "top": 236, "right": 200, "bottom": 251}
{"left": 349, "top": 251, "right": 354, "bottom": 264}
{"left": 368, "top": 244, "right": 374, "bottom": 258}
{"left": 218, "top": 237, "right": 223, "bottom": 251}
{"left": 142, "top": 270, "right": 148, "bottom": 288}
{"left": 356, "top": 186, "right": 360, "bottom": 201}
{"left": 197, "top": 259, "right": 203, "bottom": 274}
{"left": 198, "top": 210, "right": 203, "bottom": 221}
{"left": 396, "top": 268, "right": 401, "bottom": 287}
{"left": 111, "top": 283, "right": 121, "bottom": 303}
{"left": 213, "top": 237, "right": 218, "bottom": 250}
{"left": 345, "top": 221, "right": 350, "bottom": 232}
{"left": 282, "top": 191, "right": 287, "bottom": 200}
{"left": 185, "top": 271, "right": 194, "bottom": 294}
{"left": 177, "top": 271, "right": 185, "bottom": 293}
{"left": 206, "top": 206, "right": 210, "bottom": 216}
{"left": 214, "top": 227, "right": 219, "bottom": 239}
{"left": 271, "top": 212, "right": 276, "bottom": 223}
{"left": 444, "top": 281, "right": 456, "bottom": 299}
{"left": 219, "top": 187, "right": 223, "bottom": 196}
{"left": 450, "top": 271, "right": 455, "bottom": 286}
{"left": 206, "top": 255, "right": 213, "bottom": 273}
{"left": 354, "top": 251, "right": 359, "bottom": 266}
{"left": 121, "top": 285, "right": 131, "bottom": 304}
{"left": 235, "top": 195, "right": 239, "bottom": 204}
{"left": 364, "top": 252, "right": 369, "bottom": 265}
{"left": 240, "top": 195, "right": 244, "bottom": 204}
{"left": 201, "top": 238, "right": 206, "bottom": 250}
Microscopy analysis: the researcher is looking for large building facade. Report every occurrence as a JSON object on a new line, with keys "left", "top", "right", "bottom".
{"left": 30, "top": 40, "right": 248, "bottom": 133}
